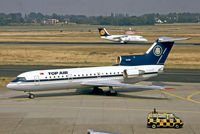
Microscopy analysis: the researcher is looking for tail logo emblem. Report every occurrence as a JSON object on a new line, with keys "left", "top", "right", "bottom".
{"left": 100, "top": 30, "right": 105, "bottom": 35}
{"left": 153, "top": 45, "right": 162, "bottom": 56}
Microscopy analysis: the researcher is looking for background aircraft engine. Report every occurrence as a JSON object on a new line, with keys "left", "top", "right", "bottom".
{"left": 123, "top": 69, "right": 145, "bottom": 78}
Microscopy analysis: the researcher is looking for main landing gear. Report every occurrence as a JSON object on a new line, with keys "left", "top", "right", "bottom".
{"left": 92, "top": 87, "right": 104, "bottom": 94}
{"left": 28, "top": 93, "right": 35, "bottom": 99}
{"left": 92, "top": 86, "right": 118, "bottom": 96}
{"left": 106, "top": 86, "right": 118, "bottom": 96}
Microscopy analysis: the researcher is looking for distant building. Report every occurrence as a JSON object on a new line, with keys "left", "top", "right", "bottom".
{"left": 155, "top": 18, "right": 167, "bottom": 24}
{"left": 125, "top": 27, "right": 135, "bottom": 35}
{"left": 156, "top": 19, "right": 163, "bottom": 24}
{"left": 43, "top": 19, "right": 59, "bottom": 25}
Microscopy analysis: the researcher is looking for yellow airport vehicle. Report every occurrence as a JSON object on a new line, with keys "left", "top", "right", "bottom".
{"left": 147, "top": 109, "right": 183, "bottom": 129}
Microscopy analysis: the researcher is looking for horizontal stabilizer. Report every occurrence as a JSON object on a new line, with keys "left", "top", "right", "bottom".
{"left": 158, "top": 37, "right": 190, "bottom": 42}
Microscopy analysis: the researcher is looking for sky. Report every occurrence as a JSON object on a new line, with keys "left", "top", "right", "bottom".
{"left": 0, "top": 0, "right": 200, "bottom": 16}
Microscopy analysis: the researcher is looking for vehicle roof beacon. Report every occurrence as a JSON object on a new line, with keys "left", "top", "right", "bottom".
{"left": 153, "top": 108, "right": 157, "bottom": 113}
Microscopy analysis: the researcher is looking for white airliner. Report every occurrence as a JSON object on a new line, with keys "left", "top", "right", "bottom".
{"left": 7, "top": 37, "right": 188, "bottom": 99}
{"left": 98, "top": 27, "right": 148, "bottom": 44}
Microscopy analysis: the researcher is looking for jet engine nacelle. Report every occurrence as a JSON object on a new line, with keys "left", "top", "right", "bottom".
{"left": 116, "top": 54, "right": 146, "bottom": 66}
{"left": 123, "top": 69, "right": 145, "bottom": 79}
{"left": 116, "top": 56, "right": 132, "bottom": 65}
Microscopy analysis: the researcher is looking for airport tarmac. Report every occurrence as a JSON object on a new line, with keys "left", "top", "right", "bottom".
{"left": 0, "top": 81, "right": 200, "bottom": 134}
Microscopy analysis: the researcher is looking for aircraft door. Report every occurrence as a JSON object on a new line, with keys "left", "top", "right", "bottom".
{"left": 68, "top": 74, "right": 73, "bottom": 80}
{"left": 34, "top": 75, "right": 40, "bottom": 85}
{"left": 97, "top": 72, "right": 101, "bottom": 78}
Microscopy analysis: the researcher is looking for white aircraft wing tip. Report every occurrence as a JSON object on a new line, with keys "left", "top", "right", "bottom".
{"left": 158, "top": 37, "right": 190, "bottom": 42}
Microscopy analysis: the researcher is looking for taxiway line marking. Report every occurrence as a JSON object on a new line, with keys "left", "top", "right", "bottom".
{"left": 186, "top": 92, "right": 200, "bottom": 104}
{"left": 155, "top": 90, "right": 200, "bottom": 104}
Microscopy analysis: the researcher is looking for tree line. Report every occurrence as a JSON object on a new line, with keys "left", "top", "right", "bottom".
{"left": 0, "top": 12, "right": 200, "bottom": 26}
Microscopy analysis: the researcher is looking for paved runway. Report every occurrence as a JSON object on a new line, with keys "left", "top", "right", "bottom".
{"left": 0, "top": 65, "right": 200, "bottom": 134}
{"left": 0, "top": 81, "right": 200, "bottom": 134}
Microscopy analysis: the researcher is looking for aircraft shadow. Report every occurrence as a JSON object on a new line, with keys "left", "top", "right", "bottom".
{"left": 10, "top": 88, "right": 168, "bottom": 100}
{"left": 115, "top": 88, "right": 153, "bottom": 93}
{"left": 10, "top": 91, "right": 79, "bottom": 99}
{"left": 79, "top": 89, "right": 169, "bottom": 100}
{"left": 116, "top": 93, "right": 169, "bottom": 100}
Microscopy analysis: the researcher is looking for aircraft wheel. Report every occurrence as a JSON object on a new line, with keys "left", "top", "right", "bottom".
{"left": 174, "top": 124, "right": 180, "bottom": 129}
{"left": 92, "top": 87, "right": 103, "bottom": 94}
{"left": 106, "top": 91, "right": 118, "bottom": 96}
{"left": 151, "top": 124, "right": 157, "bottom": 129}
{"left": 106, "top": 86, "right": 117, "bottom": 96}
{"left": 29, "top": 93, "right": 35, "bottom": 99}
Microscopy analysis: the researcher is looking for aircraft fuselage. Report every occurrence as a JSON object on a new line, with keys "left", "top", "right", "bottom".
{"left": 7, "top": 65, "right": 163, "bottom": 92}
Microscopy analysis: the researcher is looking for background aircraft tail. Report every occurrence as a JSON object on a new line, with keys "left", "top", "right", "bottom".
{"left": 117, "top": 37, "right": 189, "bottom": 66}
{"left": 98, "top": 27, "right": 110, "bottom": 36}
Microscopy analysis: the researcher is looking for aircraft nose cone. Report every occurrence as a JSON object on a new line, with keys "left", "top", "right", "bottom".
{"left": 6, "top": 83, "right": 16, "bottom": 89}
{"left": 6, "top": 83, "right": 12, "bottom": 89}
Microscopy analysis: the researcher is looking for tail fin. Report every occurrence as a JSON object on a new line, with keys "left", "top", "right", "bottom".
{"left": 98, "top": 27, "right": 110, "bottom": 36}
{"left": 118, "top": 37, "right": 189, "bottom": 66}
{"left": 145, "top": 37, "right": 189, "bottom": 65}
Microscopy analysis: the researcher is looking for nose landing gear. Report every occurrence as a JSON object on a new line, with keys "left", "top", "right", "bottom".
{"left": 28, "top": 93, "right": 35, "bottom": 99}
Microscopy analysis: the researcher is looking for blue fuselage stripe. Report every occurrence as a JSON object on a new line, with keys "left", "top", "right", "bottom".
{"left": 12, "top": 72, "right": 158, "bottom": 83}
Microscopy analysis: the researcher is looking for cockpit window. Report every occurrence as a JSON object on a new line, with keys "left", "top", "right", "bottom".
{"left": 11, "top": 77, "right": 26, "bottom": 82}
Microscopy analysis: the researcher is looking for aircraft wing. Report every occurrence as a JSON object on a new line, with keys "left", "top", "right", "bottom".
{"left": 113, "top": 37, "right": 122, "bottom": 40}
{"left": 81, "top": 80, "right": 164, "bottom": 90}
